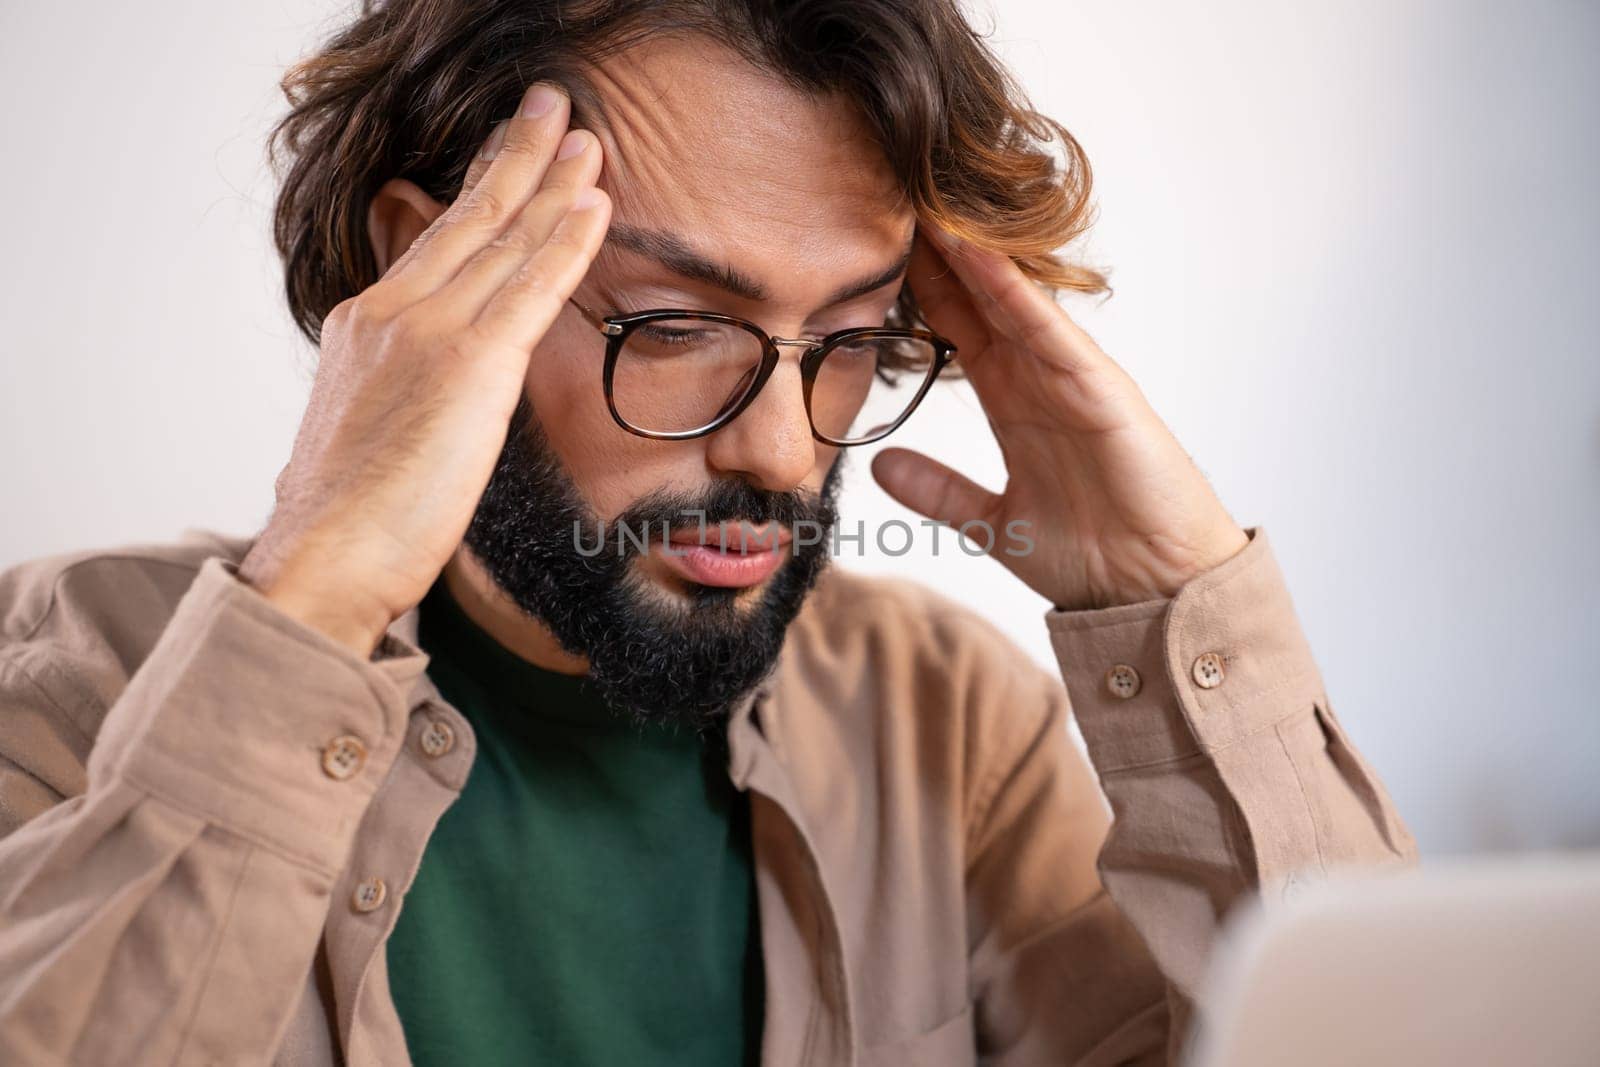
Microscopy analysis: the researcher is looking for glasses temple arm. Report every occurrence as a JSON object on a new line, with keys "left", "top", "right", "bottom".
{"left": 567, "top": 296, "right": 612, "bottom": 332}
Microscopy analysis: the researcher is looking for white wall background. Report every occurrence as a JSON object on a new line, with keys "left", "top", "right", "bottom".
{"left": 1, "top": 1, "right": 1595, "bottom": 854}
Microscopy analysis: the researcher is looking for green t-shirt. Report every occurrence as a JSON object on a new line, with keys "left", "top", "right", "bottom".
{"left": 386, "top": 577, "right": 764, "bottom": 1066}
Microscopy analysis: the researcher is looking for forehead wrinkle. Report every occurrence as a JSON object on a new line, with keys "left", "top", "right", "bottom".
{"left": 575, "top": 34, "right": 914, "bottom": 312}
{"left": 580, "top": 35, "right": 885, "bottom": 214}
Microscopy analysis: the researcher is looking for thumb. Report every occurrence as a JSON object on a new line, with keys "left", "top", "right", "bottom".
{"left": 871, "top": 447, "right": 1002, "bottom": 530}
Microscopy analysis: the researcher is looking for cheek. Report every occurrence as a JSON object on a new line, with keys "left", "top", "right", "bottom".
{"left": 522, "top": 328, "right": 692, "bottom": 520}
{"left": 811, "top": 444, "right": 840, "bottom": 493}
{"left": 524, "top": 325, "right": 601, "bottom": 438}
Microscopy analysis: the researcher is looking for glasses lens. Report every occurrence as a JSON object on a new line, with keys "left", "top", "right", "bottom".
{"left": 612, "top": 318, "right": 766, "bottom": 434}
{"left": 809, "top": 334, "right": 941, "bottom": 444}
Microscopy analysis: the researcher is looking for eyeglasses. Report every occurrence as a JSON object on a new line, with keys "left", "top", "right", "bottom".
{"left": 567, "top": 298, "right": 958, "bottom": 446}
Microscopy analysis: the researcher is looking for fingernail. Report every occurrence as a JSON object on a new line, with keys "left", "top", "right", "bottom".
{"left": 572, "top": 187, "right": 606, "bottom": 211}
{"left": 521, "top": 82, "right": 563, "bottom": 118}
{"left": 556, "top": 129, "right": 587, "bottom": 160}
{"left": 479, "top": 120, "right": 509, "bottom": 160}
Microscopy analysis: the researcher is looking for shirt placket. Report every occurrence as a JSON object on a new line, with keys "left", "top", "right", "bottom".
{"left": 727, "top": 687, "right": 857, "bottom": 1067}
{"left": 322, "top": 680, "right": 477, "bottom": 1067}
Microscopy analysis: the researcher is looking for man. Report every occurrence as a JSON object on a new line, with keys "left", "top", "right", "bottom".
{"left": 0, "top": 1, "right": 1415, "bottom": 1064}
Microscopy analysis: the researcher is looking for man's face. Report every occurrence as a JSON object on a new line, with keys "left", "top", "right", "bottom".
{"left": 527, "top": 34, "right": 913, "bottom": 584}
{"left": 460, "top": 34, "right": 915, "bottom": 724}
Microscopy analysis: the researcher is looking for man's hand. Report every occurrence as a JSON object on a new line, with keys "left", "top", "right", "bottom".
{"left": 239, "top": 82, "right": 611, "bottom": 655}
{"left": 872, "top": 223, "right": 1249, "bottom": 611}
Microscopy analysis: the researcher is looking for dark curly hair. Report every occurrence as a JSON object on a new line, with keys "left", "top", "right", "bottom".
{"left": 269, "top": 0, "right": 1109, "bottom": 346}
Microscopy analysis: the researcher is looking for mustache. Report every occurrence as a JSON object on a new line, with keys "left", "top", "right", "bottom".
{"left": 499, "top": 394, "right": 847, "bottom": 562}
{"left": 606, "top": 477, "right": 839, "bottom": 549}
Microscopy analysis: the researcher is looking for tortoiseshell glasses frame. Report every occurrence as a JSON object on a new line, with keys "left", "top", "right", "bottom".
{"left": 566, "top": 297, "right": 958, "bottom": 446}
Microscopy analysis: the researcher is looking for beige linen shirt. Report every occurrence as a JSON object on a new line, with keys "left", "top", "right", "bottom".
{"left": 0, "top": 524, "right": 1414, "bottom": 1065}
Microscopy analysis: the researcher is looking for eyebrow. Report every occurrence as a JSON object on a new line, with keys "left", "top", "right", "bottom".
{"left": 605, "top": 222, "right": 914, "bottom": 309}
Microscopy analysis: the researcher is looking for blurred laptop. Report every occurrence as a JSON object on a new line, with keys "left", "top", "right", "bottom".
{"left": 1185, "top": 852, "right": 1600, "bottom": 1067}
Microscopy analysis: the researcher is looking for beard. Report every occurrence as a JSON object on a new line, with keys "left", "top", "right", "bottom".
{"left": 460, "top": 395, "right": 843, "bottom": 732}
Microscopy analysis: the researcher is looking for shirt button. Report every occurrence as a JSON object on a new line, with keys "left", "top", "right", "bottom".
{"left": 321, "top": 735, "right": 368, "bottom": 780}
{"left": 351, "top": 876, "right": 387, "bottom": 913}
{"left": 1104, "top": 664, "right": 1142, "bottom": 700}
{"left": 418, "top": 718, "right": 455, "bottom": 758}
{"left": 1191, "top": 652, "right": 1226, "bottom": 689}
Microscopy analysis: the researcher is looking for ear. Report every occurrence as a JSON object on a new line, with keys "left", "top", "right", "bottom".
{"left": 367, "top": 178, "right": 449, "bottom": 275}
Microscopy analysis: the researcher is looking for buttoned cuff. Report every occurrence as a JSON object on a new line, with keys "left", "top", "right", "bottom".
{"left": 86, "top": 556, "right": 422, "bottom": 876}
{"left": 1045, "top": 526, "right": 1325, "bottom": 773}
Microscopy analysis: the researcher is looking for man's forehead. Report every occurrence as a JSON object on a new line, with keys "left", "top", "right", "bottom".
{"left": 577, "top": 33, "right": 912, "bottom": 305}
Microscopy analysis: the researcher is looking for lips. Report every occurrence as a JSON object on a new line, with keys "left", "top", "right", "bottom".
{"left": 657, "top": 521, "right": 792, "bottom": 588}
{"left": 665, "top": 522, "right": 793, "bottom": 553}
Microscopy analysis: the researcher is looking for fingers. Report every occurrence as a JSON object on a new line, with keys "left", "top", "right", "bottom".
{"left": 871, "top": 446, "right": 1002, "bottom": 532}
{"left": 922, "top": 222, "right": 1117, "bottom": 382}
{"left": 905, "top": 227, "right": 989, "bottom": 360}
{"left": 470, "top": 182, "right": 611, "bottom": 352}
{"left": 378, "top": 82, "right": 575, "bottom": 296}
{"left": 452, "top": 130, "right": 499, "bottom": 202}
{"left": 426, "top": 127, "right": 606, "bottom": 323}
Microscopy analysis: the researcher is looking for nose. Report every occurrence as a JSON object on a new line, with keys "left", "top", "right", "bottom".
{"left": 703, "top": 344, "right": 818, "bottom": 492}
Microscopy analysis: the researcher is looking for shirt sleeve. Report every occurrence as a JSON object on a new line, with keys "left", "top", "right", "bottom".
{"left": 966, "top": 525, "right": 1416, "bottom": 1064}
{"left": 0, "top": 556, "right": 419, "bottom": 1065}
